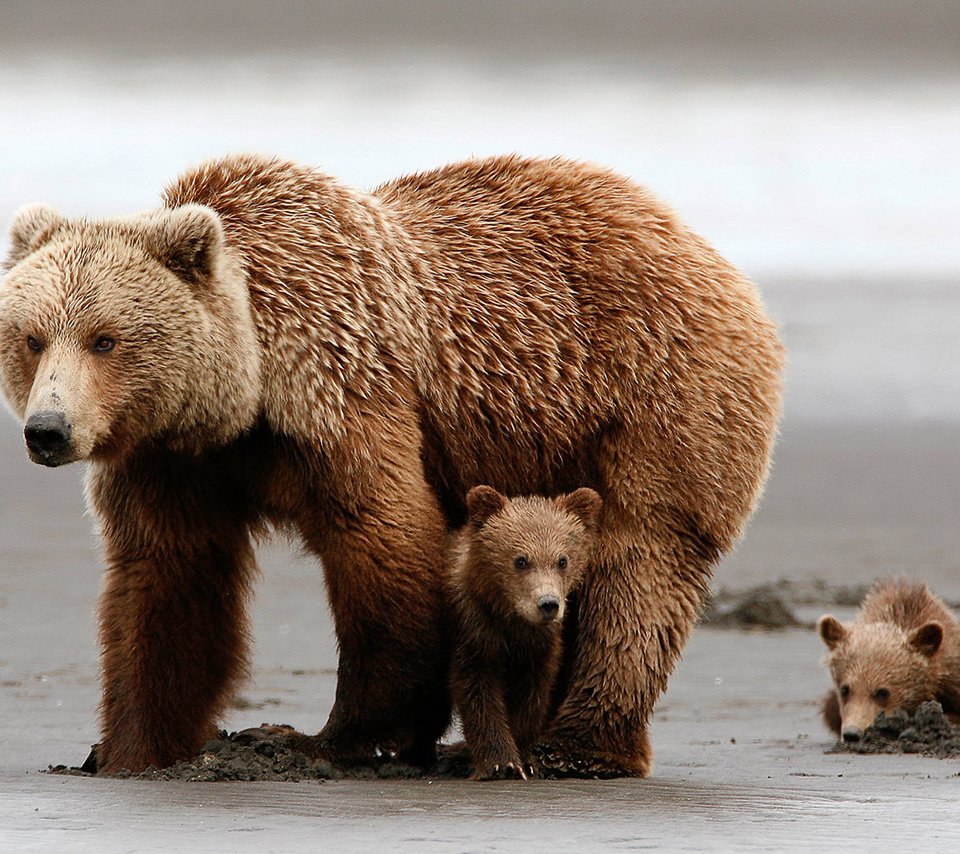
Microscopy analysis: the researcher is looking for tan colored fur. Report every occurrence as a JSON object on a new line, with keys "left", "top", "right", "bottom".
{"left": 0, "top": 154, "right": 784, "bottom": 775}
{"left": 818, "top": 579, "right": 960, "bottom": 740}
{"left": 449, "top": 487, "right": 600, "bottom": 780}
{"left": 0, "top": 204, "right": 261, "bottom": 461}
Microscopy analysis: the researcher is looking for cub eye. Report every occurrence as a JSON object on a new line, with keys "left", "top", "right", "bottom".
{"left": 875, "top": 688, "right": 890, "bottom": 702}
{"left": 514, "top": 556, "right": 528, "bottom": 570}
{"left": 92, "top": 336, "right": 115, "bottom": 353}
{"left": 840, "top": 685, "right": 850, "bottom": 700}
{"left": 558, "top": 556, "right": 568, "bottom": 569}
{"left": 26, "top": 335, "right": 43, "bottom": 353}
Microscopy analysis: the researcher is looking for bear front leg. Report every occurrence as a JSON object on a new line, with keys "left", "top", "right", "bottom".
{"left": 821, "top": 689, "right": 842, "bottom": 736}
{"left": 510, "top": 644, "right": 561, "bottom": 778}
{"left": 453, "top": 647, "right": 527, "bottom": 781}
{"left": 89, "top": 457, "right": 256, "bottom": 774}
{"left": 299, "top": 460, "right": 451, "bottom": 768}
{"left": 540, "top": 519, "right": 707, "bottom": 778}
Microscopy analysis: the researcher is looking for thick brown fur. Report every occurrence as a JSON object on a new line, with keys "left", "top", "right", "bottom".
{"left": 0, "top": 154, "right": 783, "bottom": 775}
{"left": 818, "top": 579, "right": 960, "bottom": 741}
{"left": 449, "top": 486, "right": 600, "bottom": 780}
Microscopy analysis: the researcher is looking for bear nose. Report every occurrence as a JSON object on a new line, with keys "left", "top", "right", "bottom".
{"left": 842, "top": 726, "right": 863, "bottom": 744}
{"left": 24, "top": 412, "right": 72, "bottom": 461}
{"left": 538, "top": 595, "right": 561, "bottom": 621}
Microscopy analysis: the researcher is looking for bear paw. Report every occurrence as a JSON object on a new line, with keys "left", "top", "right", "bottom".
{"left": 470, "top": 758, "right": 528, "bottom": 781}
{"left": 533, "top": 741, "right": 650, "bottom": 779}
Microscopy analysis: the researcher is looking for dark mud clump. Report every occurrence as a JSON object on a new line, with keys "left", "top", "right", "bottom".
{"left": 759, "top": 579, "right": 871, "bottom": 608}
{"left": 700, "top": 579, "right": 885, "bottom": 629}
{"left": 828, "top": 701, "right": 960, "bottom": 758}
{"left": 47, "top": 726, "right": 474, "bottom": 782}
{"left": 700, "top": 588, "right": 803, "bottom": 629}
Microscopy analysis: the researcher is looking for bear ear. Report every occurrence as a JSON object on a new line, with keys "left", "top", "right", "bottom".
{"left": 6, "top": 204, "right": 65, "bottom": 267}
{"left": 555, "top": 487, "right": 603, "bottom": 531}
{"left": 143, "top": 204, "right": 224, "bottom": 285}
{"left": 817, "top": 615, "right": 847, "bottom": 650}
{"left": 466, "top": 485, "right": 507, "bottom": 528}
{"left": 908, "top": 622, "right": 944, "bottom": 657}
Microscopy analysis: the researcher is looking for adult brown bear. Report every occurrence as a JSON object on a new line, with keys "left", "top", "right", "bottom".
{"left": 0, "top": 154, "right": 784, "bottom": 775}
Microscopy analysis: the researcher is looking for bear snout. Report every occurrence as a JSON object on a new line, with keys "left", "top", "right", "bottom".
{"left": 537, "top": 594, "right": 561, "bottom": 622}
{"left": 841, "top": 725, "right": 863, "bottom": 744}
{"left": 24, "top": 411, "right": 73, "bottom": 466}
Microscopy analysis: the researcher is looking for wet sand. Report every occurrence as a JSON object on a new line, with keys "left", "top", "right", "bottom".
{"left": 2, "top": 415, "right": 959, "bottom": 850}
{"left": 2, "top": 2, "right": 959, "bottom": 847}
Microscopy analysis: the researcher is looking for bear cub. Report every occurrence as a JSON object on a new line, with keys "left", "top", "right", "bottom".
{"left": 818, "top": 578, "right": 960, "bottom": 743}
{"left": 448, "top": 485, "right": 601, "bottom": 780}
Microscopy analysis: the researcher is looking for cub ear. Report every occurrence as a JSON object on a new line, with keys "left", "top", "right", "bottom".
{"left": 817, "top": 615, "right": 847, "bottom": 650}
{"left": 908, "top": 621, "right": 943, "bottom": 657}
{"left": 143, "top": 204, "right": 224, "bottom": 284}
{"left": 555, "top": 487, "right": 603, "bottom": 531}
{"left": 466, "top": 485, "right": 507, "bottom": 528}
{"left": 6, "top": 204, "right": 65, "bottom": 267}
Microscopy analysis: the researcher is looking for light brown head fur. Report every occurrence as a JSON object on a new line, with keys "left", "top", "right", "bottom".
{"left": 0, "top": 203, "right": 261, "bottom": 465}
{"left": 452, "top": 486, "right": 601, "bottom": 626}
{"left": 818, "top": 579, "right": 960, "bottom": 742}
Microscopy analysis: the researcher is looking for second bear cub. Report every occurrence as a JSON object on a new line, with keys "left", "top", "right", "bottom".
{"left": 449, "top": 485, "right": 602, "bottom": 780}
{"left": 818, "top": 578, "right": 960, "bottom": 742}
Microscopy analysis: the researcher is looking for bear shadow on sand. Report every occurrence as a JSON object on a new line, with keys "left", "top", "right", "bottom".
{"left": 47, "top": 727, "right": 631, "bottom": 782}
{"left": 48, "top": 726, "right": 477, "bottom": 782}
{"left": 47, "top": 704, "right": 960, "bottom": 781}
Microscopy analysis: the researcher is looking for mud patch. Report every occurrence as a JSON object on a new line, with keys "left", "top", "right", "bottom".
{"left": 700, "top": 588, "right": 804, "bottom": 629}
{"left": 752, "top": 579, "right": 872, "bottom": 608}
{"left": 698, "top": 579, "right": 907, "bottom": 629}
{"left": 827, "top": 702, "right": 960, "bottom": 758}
{"left": 47, "top": 726, "right": 474, "bottom": 782}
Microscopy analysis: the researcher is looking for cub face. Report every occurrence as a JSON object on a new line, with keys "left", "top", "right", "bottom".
{"left": 463, "top": 486, "right": 602, "bottom": 625}
{"left": 0, "top": 204, "right": 260, "bottom": 465}
{"left": 818, "top": 614, "right": 944, "bottom": 741}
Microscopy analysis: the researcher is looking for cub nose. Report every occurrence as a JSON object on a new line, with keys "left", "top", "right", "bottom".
{"left": 24, "top": 412, "right": 72, "bottom": 460}
{"left": 538, "top": 595, "right": 561, "bottom": 621}
{"left": 841, "top": 726, "right": 863, "bottom": 744}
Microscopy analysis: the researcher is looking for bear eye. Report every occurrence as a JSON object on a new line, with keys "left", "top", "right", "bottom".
{"left": 875, "top": 688, "right": 890, "bottom": 702}
{"left": 558, "top": 556, "right": 568, "bottom": 569}
{"left": 26, "top": 335, "right": 43, "bottom": 353}
{"left": 92, "top": 336, "right": 116, "bottom": 353}
{"left": 514, "top": 556, "right": 528, "bottom": 570}
{"left": 840, "top": 684, "right": 850, "bottom": 700}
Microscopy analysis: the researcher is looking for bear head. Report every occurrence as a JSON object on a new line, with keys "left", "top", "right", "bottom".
{"left": 0, "top": 204, "right": 261, "bottom": 465}
{"left": 461, "top": 485, "right": 602, "bottom": 626}
{"left": 817, "top": 614, "right": 944, "bottom": 742}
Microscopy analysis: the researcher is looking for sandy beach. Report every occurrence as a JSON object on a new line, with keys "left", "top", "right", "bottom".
{"left": 1, "top": 1, "right": 959, "bottom": 850}
{"left": 2, "top": 339, "right": 958, "bottom": 852}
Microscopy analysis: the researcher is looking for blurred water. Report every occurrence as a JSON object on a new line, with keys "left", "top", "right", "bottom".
{"left": 1, "top": 54, "right": 958, "bottom": 422}
{"left": 4, "top": 57, "right": 959, "bottom": 278}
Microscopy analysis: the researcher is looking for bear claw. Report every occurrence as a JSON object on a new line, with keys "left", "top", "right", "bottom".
{"left": 471, "top": 760, "right": 528, "bottom": 781}
{"left": 533, "top": 742, "right": 649, "bottom": 779}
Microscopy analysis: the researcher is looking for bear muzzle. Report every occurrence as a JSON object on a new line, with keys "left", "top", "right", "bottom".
{"left": 841, "top": 724, "right": 863, "bottom": 743}
{"left": 24, "top": 411, "right": 73, "bottom": 467}
{"left": 537, "top": 594, "right": 562, "bottom": 622}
